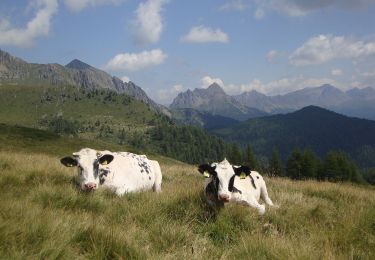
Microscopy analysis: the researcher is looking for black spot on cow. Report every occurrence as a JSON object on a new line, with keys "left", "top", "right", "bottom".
{"left": 99, "top": 169, "right": 109, "bottom": 185}
{"left": 205, "top": 177, "right": 224, "bottom": 207}
{"left": 249, "top": 175, "right": 257, "bottom": 189}
{"left": 256, "top": 176, "right": 260, "bottom": 179}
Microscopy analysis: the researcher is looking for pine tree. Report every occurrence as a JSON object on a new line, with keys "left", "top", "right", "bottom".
{"left": 268, "top": 148, "right": 284, "bottom": 177}
{"left": 243, "top": 144, "right": 260, "bottom": 170}
{"left": 228, "top": 144, "right": 242, "bottom": 165}
{"left": 301, "top": 149, "right": 320, "bottom": 179}
{"left": 286, "top": 149, "right": 303, "bottom": 179}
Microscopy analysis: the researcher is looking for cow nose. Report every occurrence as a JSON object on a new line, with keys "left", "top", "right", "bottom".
{"left": 84, "top": 183, "right": 97, "bottom": 190}
{"left": 218, "top": 194, "right": 230, "bottom": 202}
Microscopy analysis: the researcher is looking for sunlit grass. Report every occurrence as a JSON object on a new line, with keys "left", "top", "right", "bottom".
{"left": 1, "top": 151, "right": 375, "bottom": 259}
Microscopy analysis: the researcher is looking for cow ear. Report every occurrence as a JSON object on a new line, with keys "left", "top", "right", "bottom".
{"left": 198, "top": 164, "right": 216, "bottom": 177}
{"left": 60, "top": 157, "right": 78, "bottom": 167}
{"left": 98, "top": 154, "right": 114, "bottom": 165}
{"left": 233, "top": 165, "right": 251, "bottom": 179}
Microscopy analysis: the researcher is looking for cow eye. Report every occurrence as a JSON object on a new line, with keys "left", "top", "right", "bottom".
{"left": 78, "top": 166, "right": 83, "bottom": 175}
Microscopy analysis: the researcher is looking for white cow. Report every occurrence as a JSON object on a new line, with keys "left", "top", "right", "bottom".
{"left": 198, "top": 158, "right": 275, "bottom": 214}
{"left": 60, "top": 148, "right": 162, "bottom": 195}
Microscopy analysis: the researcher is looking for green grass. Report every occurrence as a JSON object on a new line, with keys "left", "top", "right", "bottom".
{"left": 0, "top": 148, "right": 375, "bottom": 259}
{"left": 0, "top": 84, "right": 163, "bottom": 137}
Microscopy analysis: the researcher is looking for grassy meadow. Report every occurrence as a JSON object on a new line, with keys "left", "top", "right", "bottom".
{"left": 1, "top": 129, "right": 375, "bottom": 259}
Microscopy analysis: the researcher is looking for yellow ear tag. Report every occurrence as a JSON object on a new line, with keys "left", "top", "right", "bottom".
{"left": 101, "top": 160, "right": 108, "bottom": 165}
{"left": 203, "top": 171, "right": 210, "bottom": 178}
{"left": 240, "top": 172, "right": 247, "bottom": 179}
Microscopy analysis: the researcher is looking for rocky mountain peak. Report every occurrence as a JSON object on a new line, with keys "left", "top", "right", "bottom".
{"left": 206, "top": 83, "right": 225, "bottom": 94}
{"left": 0, "top": 49, "right": 27, "bottom": 65}
{"left": 65, "top": 59, "right": 92, "bottom": 70}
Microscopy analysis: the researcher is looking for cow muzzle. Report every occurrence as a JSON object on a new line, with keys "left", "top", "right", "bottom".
{"left": 218, "top": 193, "right": 230, "bottom": 203}
{"left": 84, "top": 182, "right": 97, "bottom": 191}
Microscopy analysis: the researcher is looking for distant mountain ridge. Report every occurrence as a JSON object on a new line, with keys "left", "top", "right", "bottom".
{"left": 170, "top": 82, "right": 375, "bottom": 122}
{"left": 234, "top": 84, "right": 375, "bottom": 120}
{"left": 0, "top": 49, "right": 168, "bottom": 115}
{"left": 170, "top": 83, "right": 267, "bottom": 121}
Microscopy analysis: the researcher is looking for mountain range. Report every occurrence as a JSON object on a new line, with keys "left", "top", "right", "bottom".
{"left": 171, "top": 83, "right": 375, "bottom": 121}
{"left": 0, "top": 49, "right": 169, "bottom": 115}
{"left": 170, "top": 83, "right": 267, "bottom": 121}
{"left": 234, "top": 84, "right": 375, "bottom": 120}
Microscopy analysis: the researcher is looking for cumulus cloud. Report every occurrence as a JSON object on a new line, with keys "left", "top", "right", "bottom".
{"left": 132, "top": 0, "right": 168, "bottom": 45}
{"left": 266, "top": 50, "right": 283, "bottom": 62}
{"left": 104, "top": 49, "right": 167, "bottom": 71}
{"left": 156, "top": 84, "right": 185, "bottom": 104}
{"left": 253, "top": 0, "right": 375, "bottom": 17}
{"left": 181, "top": 26, "right": 229, "bottom": 43}
{"left": 289, "top": 34, "right": 375, "bottom": 66}
{"left": 0, "top": 0, "right": 58, "bottom": 48}
{"left": 64, "top": 0, "right": 125, "bottom": 12}
{"left": 201, "top": 76, "right": 225, "bottom": 88}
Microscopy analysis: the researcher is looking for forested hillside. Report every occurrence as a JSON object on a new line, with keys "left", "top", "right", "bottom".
{"left": 212, "top": 106, "right": 375, "bottom": 168}
{"left": 0, "top": 85, "right": 240, "bottom": 165}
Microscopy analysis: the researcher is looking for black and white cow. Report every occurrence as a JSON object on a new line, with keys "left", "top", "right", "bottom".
{"left": 198, "top": 159, "right": 275, "bottom": 214}
{"left": 60, "top": 148, "right": 162, "bottom": 195}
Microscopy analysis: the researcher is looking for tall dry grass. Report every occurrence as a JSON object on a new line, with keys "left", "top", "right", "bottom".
{"left": 0, "top": 151, "right": 375, "bottom": 259}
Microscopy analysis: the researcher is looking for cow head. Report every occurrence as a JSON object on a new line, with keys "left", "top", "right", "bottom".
{"left": 60, "top": 148, "right": 114, "bottom": 191}
{"left": 198, "top": 159, "right": 251, "bottom": 202}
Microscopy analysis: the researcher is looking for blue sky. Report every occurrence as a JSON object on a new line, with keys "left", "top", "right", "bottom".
{"left": 1, "top": 0, "right": 375, "bottom": 104}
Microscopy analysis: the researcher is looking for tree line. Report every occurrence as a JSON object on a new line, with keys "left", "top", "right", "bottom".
{"left": 242, "top": 146, "right": 367, "bottom": 184}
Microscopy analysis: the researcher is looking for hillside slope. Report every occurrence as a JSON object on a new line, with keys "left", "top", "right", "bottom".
{"left": 0, "top": 49, "right": 167, "bottom": 114}
{"left": 0, "top": 83, "right": 241, "bottom": 165}
{"left": 212, "top": 106, "right": 375, "bottom": 167}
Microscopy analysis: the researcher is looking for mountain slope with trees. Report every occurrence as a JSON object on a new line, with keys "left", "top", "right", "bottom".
{"left": 211, "top": 106, "right": 375, "bottom": 168}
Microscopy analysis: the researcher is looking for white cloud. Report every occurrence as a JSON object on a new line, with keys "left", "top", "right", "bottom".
{"left": 219, "top": 0, "right": 249, "bottom": 11}
{"left": 156, "top": 84, "right": 185, "bottom": 104}
{"left": 121, "top": 76, "right": 130, "bottom": 83}
{"left": 201, "top": 76, "right": 225, "bottom": 88}
{"left": 64, "top": 0, "right": 125, "bottom": 12}
{"left": 266, "top": 50, "right": 280, "bottom": 62}
{"left": 331, "top": 69, "right": 343, "bottom": 76}
{"left": 181, "top": 25, "right": 229, "bottom": 43}
{"left": 104, "top": 49, "right": 167, "bottom": 71}
{"left": 132, "top": 0, "right": 169, "bottom": 45}
{"left": 0, "top": 0, "right": 58, "bottom": 48}
{"left": 289, "top": 34, "right": 375, "bottom": 66}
